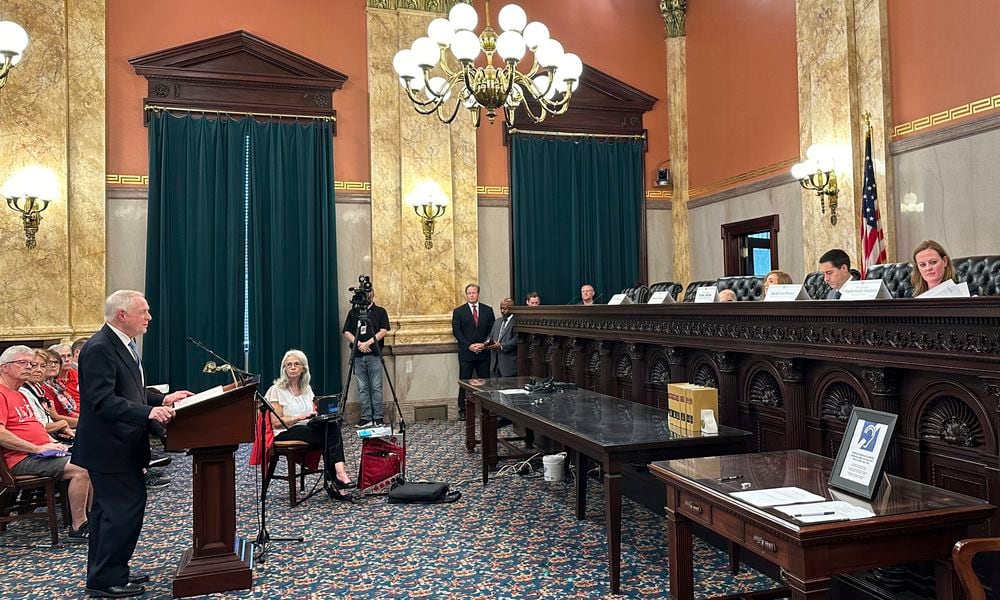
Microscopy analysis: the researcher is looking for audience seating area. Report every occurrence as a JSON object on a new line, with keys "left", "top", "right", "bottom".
{"left": 0, "top": 448, "right": 70, "bottom": 546}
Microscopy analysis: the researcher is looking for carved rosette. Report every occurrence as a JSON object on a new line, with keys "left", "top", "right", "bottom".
{"left": 659, "top": 0, "right": 688, "bottom": 38}
{"left": 774, "top": 358, "right": 804, "bottom": 383}
{"left": 692, "top": 364, "right": 719, "bottom": 388}
{"left": 649, "top": 357, "right": 670, "bottom": 385}
{"left": 920, "top": 396, "right": 983, "bottom": 448}
{"left": 615, "top": 354, "right": 632, "bottom": 381}
{"left": 748, "top": 371, "right": 783, "bottom": 407}
{"left": 863, "top": 368, "right": 898, "bottom": 395}
{"left": 820, "top": 382, "right": 862, "bottom": 423}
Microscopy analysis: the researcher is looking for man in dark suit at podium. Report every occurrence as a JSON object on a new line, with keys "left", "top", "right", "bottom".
{"left": 73, "top": 290, "right": 192, "bottom": 599}
{"left": 452, "top": 283, "right": 495, "bottom": 420}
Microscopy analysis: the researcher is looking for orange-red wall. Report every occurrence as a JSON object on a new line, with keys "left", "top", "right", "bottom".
{"left": 107, "top": 0, "right": 370, "bottom": 183}
{"left": 471, "top": 0, "right": 670, "bottom": 190}
{"left": 685, "top": 0, "right": 798, "bottom": 191}
{"left": 888, "top": 0, "right": 1000, "bottom": 132}
{"left": 107, "top": 0, "right": 669, "bottom": 189}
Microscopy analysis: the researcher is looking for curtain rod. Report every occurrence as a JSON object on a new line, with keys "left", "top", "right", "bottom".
{"left": 145, "top": 104, "right": 336, "bottom": 122}
{"left": 507, "top": 128, "right": 645, "bottom": 140}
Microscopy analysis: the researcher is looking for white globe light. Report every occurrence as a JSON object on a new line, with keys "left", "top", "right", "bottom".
{"left": 496, "top": 31, "right": 526, "bottom": 62}
{"left": 790, "top": 162, "right": 810, "bottom": 180}
{"left": 497, "top": 4, "right": 527, "bottom": 33}
{"left": 2, "top": 165, "right": 59, "bottom": 201}
{"left": 450, "top": 30, "right": 481, "bottom": 62}
{"left": 556, "top": 52, "right": 583, "bottom": 81}
{"left": 411, "top": 36, "right": 440, "bottom": 68}
{"left": 535, "top": 38, "right": 564, "bottom": 69}
{"left": 448, "top": 2, "right": 478, "bottom": 32}
{"left": 427, "top": 18, "right": 455, "bottom": 46}
{"left": 553, "top": 77, "right": 580, "bottom": 94}
{"left": 532, "top": 74, "right": 558, "bottom": 100}
{"left": 427, "top": 76, "right": 451, "bottom": 101}
{"left": 0, "top": 21, "right": 29, "bottom": 61}
{"left": 522, "top": 22, "right": 549, "bottom": 51}
{"left": 816, "top": 156, "right": 835, "bottom": 173}
{"left": 805, "top": 143, "right": 824, "bottom": 162}
{"left": 401, "top": 70, "right": 426, "bottom": 91}
{"left": 393, "top": 49, "right": 414, "bottom": 76}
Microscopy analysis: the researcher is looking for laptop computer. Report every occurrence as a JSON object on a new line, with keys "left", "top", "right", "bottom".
{"left": 315, "top": 394, "right": 340, "bottom": 417}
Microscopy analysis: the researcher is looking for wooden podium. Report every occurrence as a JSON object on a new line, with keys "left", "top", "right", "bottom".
{"left": 165, "top": 382, "right": 257, "bottom": 598}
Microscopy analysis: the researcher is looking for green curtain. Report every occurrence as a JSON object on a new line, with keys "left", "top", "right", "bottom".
{"left": 511, "top": 135, "right": 644, "bottom": 304}
{"left": 144, "top": 113, "right": 250, "bottom": 391}
{"left": 247, "top": 120, "right": 340, "bottom": 393}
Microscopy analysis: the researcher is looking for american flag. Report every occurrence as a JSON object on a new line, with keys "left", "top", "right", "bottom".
{"left": 860, "top": 126, "right": 886, "bottom": 277}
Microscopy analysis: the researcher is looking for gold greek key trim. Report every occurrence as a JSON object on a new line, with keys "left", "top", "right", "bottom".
{"left": 476, "top": 185, "right": 509, "bottom": 196}
{"left": 893, "top": 93, "right": 1000, "bottom": 137}
{"left": 689, "top": 157, "right": 797, "bottom": 199}
{"left": 334, "top": 181, "right": 372, "bottom": 191}
{"left": 106, "top": 174, "right": 149, "bottom": 185}
{"left": 645, "top": 188, "right": 673, "bottom": 199}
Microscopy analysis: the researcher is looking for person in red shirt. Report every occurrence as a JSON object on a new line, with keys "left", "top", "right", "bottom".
{"left": 0, "top": 345, "right": 91, "bottom": 539}
{"left": 42, "top": 348, "right": 79, "bottom": 421}
{"left": 50, "top": 343, "right": 80, "bottom": 405}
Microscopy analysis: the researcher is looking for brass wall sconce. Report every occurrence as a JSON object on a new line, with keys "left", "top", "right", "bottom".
{"left": 405, "top": 182, "right": 449, "bottom": 249}
{"left": 0, "top": 20, "right": 29, "bottom": 89}
{"left": 791, "top": 144, "right": 839, "bottom": 225}
{"left": 654, "top": 159, "right": 671, "bottom": 187}
{"left": 3, "top": 166, "right": 59, "bottom": 249}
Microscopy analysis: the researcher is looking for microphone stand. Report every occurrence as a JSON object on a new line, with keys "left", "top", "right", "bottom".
{"left": 186, "top": 336, "right": 252, "bottom": 385}
{"left": 252, "top": 390, "right": 303, "bottom": 561}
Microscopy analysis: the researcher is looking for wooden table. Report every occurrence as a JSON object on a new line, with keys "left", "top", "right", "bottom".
{"left": 465, "top": 377, "right": 751, "bottom": 594}
{"left": 650, "top": 450, "right": 996, "bottom": 600}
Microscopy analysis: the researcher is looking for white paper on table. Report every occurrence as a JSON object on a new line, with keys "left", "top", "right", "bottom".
{"left": 498, "top": 389, "right": 529, "bottom": 395}
{"left": 729, "top": 486, "right": 826, "bottom": 508}
{"left": 916, "top": 280, "right": 971, "bottom": 298}
{"left": 773, "top": 500, "right": 875, "bottom": 522}
{"left": 174, "top": 385, "right": 225, "bottom": 411}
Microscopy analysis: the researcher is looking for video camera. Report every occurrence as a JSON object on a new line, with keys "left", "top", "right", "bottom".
{"left": 349, "top": 275, "right": 373, "bottom": 309}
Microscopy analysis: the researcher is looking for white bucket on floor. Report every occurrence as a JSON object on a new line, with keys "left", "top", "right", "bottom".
{"left": 542, "top": 452, "right": 567, "bottom": 482}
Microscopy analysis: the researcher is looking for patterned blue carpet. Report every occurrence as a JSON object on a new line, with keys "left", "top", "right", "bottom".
{"left": 0, "top": 420, "right": 782, "bottom": 598}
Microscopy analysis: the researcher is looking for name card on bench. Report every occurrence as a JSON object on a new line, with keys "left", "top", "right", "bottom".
{"left": 764, "top": 284, "right": 811, "bottom": 302}
{"left": 648, "top": 291, "right": 676, "bottom": 304}
{"left": 838, "top": 279, "right": 892, "bottom": 300}
{"left": 608, "top": 293, "right": 633, "bottom": 305}
{"left": 694, "top": 286, "right": 719, "bottom": 303}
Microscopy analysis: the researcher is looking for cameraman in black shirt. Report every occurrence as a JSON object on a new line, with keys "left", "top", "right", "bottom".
{"left": 342, "top": 291, "right": 391, "bottom": 428}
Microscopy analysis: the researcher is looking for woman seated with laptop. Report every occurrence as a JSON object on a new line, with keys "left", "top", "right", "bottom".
{"left": 265, "top": 349, "right": 355, "bottom": 495}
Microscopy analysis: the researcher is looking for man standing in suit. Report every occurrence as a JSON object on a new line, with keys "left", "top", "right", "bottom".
{"left": 73, "top": 290, "right": 192, "bottom": 598}
{"left": 488, "top": 298, "right": 517, "bottom": 378}
{"left": 452, "top": 283, "right": 495, "bottom": 420}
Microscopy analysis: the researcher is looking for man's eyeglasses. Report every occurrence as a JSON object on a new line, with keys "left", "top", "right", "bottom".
{"left": 3, "top": 360, "right": 41, "bottom": 369}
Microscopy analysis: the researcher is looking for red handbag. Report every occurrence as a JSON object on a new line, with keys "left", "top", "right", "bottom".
{"left": 358, "top": 436, "right": 405, "bottom": 493}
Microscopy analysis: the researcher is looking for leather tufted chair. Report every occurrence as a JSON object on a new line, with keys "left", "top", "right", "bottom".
{"left": 803, "top": 271, "right": 831, "bottom": 300}
{"left": 953, "top": 256, "right": 1000, "bottom": 297}
{"left": 683, "top": 280, "right": 718, "bottom": 302}
{"left": 648, "top": 281, "right": 683, "bottom": 301}
{"left": 716, "top": 276, "right": 764, "bottom": 301}
{"left": 865, "top": 262, "right": 914, "bottom": 298}
{"left": 620, "top": 285, "right": 650, "bottom": 304}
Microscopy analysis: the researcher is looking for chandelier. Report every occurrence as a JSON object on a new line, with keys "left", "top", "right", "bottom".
{"left": 391, "top": 1, "right": 582, "bottom": 127}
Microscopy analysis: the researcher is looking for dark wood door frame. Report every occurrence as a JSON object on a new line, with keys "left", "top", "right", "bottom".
{"left": 721, "top": 215, "right": 780, "bottom": 276}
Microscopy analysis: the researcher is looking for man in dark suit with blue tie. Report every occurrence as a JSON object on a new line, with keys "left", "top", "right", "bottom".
{"left": 73, "top": 290, "right": 191, "bottom": 598}
{"left": 452, "top": 283, "right": 495, "bottom": 420}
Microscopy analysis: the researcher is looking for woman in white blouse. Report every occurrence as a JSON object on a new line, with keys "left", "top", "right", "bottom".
{"left": 265, "top": 349, "right": 355, "bottom": 492}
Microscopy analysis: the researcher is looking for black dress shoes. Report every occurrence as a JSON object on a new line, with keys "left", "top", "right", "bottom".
{"left": 128, "top": 571, "right": 150, "bottom": 585}
{"left": 85, "top": 582, "right": 146, "bottom": 598}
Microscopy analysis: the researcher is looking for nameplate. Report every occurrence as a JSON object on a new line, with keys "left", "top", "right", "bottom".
{"left": 764, "top": 284, "right": 811, "bottom": 302}
{"left": 647, "top": 291, "right": 675, "bottom": 304}
{"left": 838, "top": 279, "right": 892, "bottom": 300}
{"left": 694, "top": 286, "right": 719, "bottom": 303}
{"left": 608, "top": 293, "right": 633, "bottom": 305}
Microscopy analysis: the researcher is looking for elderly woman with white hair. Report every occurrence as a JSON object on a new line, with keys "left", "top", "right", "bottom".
{"left": 265, "top": 349, "right": 355, "bottom": 495}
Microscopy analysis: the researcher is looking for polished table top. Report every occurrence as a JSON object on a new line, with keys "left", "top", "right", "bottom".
{"left": 652, "top": 450, "right": 993, "bottom": 533}
{"left": 462, "top": 377, "right": 749, "bottom": 450}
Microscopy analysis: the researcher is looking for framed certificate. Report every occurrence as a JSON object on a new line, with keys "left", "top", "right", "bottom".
{"left": 828, "top": 408, "right": 897, "bottom": 499}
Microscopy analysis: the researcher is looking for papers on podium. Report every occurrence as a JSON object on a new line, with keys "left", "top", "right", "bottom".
{"left": 916, "top": 280, "right": 970, "bottom": 298}
{"left": 647, "top": 290, "right": 676, "bottom": 304}
{"left": 729, "top": 486, "right": 826, "bottom": 508}
{"left": 763, "top": 284, "right": 811, "bottom": 302}
{"left": 608, "top": 293, "right": 633, "bottom": 305}
{"left": 838, "top": 279, "right": 892, "bottom": 300}
{"left": 773, "top": 500, "right": 875, "bottom": 523}
{"left": 174, "top": 385, "right": 225, "bottom": 411}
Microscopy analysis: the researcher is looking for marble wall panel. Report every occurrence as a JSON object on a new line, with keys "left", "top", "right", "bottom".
{"left": 337, "top": 201, "right": 373, "bottom": 409}
{"left": 390, "top": 351, "right": 459, "bottom": 420}
{"left": 688, "top": 181, "right": 805, "bottom": 282}
{"left": 666, "top": 37, "right": 691, "bottom": 285}
{"left": 477, "top": 205, "right": 511, "bottom": 307}
{"left": 105, "top": 189, "right": 147, "bottom": 295}
{"left": 646, "top": 205, "right": 674, "bottom": 284}
{"left": 893, "top": 127, "right": 1000, "bottom": 258}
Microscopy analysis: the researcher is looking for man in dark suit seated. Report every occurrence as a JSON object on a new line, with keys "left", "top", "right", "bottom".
{"left": 488, "top": 298, "right": 517, "bottom": 378}
{"left": 818, "top": 248, "right": 859, "bottom": 299}
{"left": 452, "top": 283, "right": 495, "bottom": 421}
{"left": 72, "top": 290, "right": 192, "bottom": 599}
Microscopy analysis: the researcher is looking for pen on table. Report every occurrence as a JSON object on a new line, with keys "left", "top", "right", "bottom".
{"left": 791, "top": 511, "right": 836, "bottom": 517}
{"left": 716, "top": 475, "right": 744, "bottom": 482}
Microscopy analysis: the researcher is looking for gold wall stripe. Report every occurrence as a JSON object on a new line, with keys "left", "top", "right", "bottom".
{"left": 689, "top": 157, "right": 797, "bottom": 199}
{"left": 106, "top": 174, "right": 149, "bottom": 185}
{"left": 334, "top": 180, "right": 372, "bottom": 191}
{"left": 645, "top": 189, "right": 673, "bottom": 199}
{"left": 476, "top": 185, "right": 509, "bottom": 196}
{"left": 893, "top": 93, "right": 1000, "bottom": 137}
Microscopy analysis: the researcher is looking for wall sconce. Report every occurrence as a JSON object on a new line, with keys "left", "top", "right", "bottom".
{"left": 3, "top": 166, "right": 59, "bottom": 249}
{"left": 654, "top": 160, "right": 671, "bottom": 187}
{"left": 405, "top": 181, "right": 449, "bottom": 249}
{"left": 791, "top": 144, "right": 839, "bottom": 225}
{"left": 0, "top": 20, "right": 29, "bottom": 89}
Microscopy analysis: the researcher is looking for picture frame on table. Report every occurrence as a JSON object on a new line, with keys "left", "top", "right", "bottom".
{"left": 828, "top": 407, "right": 898, "bottom": 500}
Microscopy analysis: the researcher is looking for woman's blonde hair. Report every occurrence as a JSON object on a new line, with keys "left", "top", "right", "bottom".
{"left": 911, "top": 239, "right": 955, "bottom": 296}
{"left": 273, "top": 349, "right": 311, "bottom": 393}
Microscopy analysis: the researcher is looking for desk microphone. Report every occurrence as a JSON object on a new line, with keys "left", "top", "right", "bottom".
{"left": 186, "top": 337, "right": 252, "bottom": 382}
{"left": 593, "top": 292, "right": 607, "bottom": 304}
